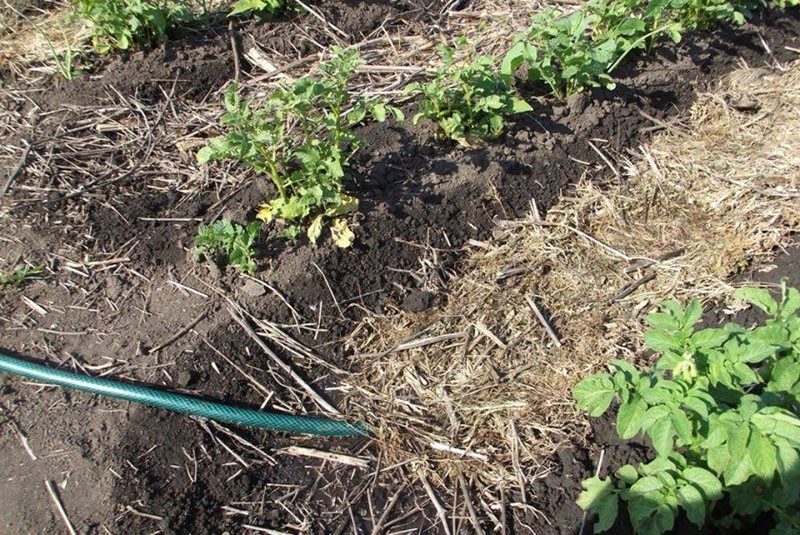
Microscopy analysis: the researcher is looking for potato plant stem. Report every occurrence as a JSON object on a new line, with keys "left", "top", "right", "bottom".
{"left": 266, "top": 157, "right": 287, "bottom": 200}
{"left": 607, "top": 25, "right": 672, "bottom": 74}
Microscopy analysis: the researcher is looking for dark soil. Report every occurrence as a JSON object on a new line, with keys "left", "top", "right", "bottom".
{"left": 1, "top": 3, "right": 799, "bottom": 534}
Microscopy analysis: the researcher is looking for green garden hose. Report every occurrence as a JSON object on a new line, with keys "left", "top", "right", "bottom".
{"left": 0, "top": 351, "right": 367, "bottom": 437}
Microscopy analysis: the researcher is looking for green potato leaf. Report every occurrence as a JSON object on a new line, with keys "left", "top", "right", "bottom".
{"left": 676, "top": 483, "right": 705, "bottom": 527}
{"left": 574, "top": 374, "right": 616, "bottom": 417}
{"left": 682, "top": 467, "right": 722, "bottom": 501}
{"left": 748, "top": 429, "right": 778, "bottom": 481}
{"left": 617, "top": 395, "right": 647, "bottom": 439}
{"left": 734, "top": 287, "right": 778, "bottom": 315}
{"left": 577, "top": 476, "right": 618, "bottom": 533}
{"left": 647, "top": 417, "right": 674, "bottom": 457}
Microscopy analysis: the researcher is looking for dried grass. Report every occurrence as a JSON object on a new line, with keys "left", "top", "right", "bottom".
{"left": 0, "top": 1, "right": 91, "bottom": 77}
{"left": 342, "top": 61, "right": 800, "bottom": 525}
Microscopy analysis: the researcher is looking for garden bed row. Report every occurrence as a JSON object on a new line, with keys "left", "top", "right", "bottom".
{"left": 0, "top": 2, "right": 799, "bottom": 534}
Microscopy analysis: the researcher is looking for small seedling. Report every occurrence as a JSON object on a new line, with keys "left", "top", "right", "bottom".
{"left": 407, "top": 44, "right": 531, "bottom": 144}
{"left": 193, "top": 220, "right": 260, "bottom": 274}
{"left": 0, "top": 263, "right": 42, "bottom": 290}
{"left": 574, "top": 283, "right": 800, "bottom": 534}
{"left": 198, "top": 47, "right": 402, "bottom": 247}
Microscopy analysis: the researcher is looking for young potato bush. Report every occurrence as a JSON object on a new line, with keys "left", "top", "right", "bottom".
{"left": 585, "top": 0, "right": 683, "bottom": 57}
{"left": 502, "top": 9, "right": 620, "bottom": 98}
{"left": 671, "top": 0, "right": 756, "bottom": 28}
{"left": 74, "top": 0, "right": 191, "bottom": 52}
{"left": 502, "top": 0, "right": 798, "bottom": 100}
{"left": 198, "top": 47, "right": 402, "bottom": 247}
{"left": 407, "top": 44, "right": 532, "bottom": 144}
{"left": 574, "top": 284, "right": 800, "bottom": 534}
{"left": 500, "top": 5, "right": 683, "bottom": 98}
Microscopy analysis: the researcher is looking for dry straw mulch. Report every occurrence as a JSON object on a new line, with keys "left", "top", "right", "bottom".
{"left": 343, "top": 61, "right": 800, "bottom": 529}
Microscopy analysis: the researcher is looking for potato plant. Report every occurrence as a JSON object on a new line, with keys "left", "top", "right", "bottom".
{"left": 408, "top": 44, "right": 531, "bottom": 144}
{"left": 198, "top": 47, "right": 402, "bottom": 247}
{"left": 502, "top": 9, "right": 620, "bottom": 98}
{"left": 501, "top": 0, "right": 796, "bottom": 100}
{"left": 228, "top": 0, "right": 287, "bottom": 18}
{"left": 574, "top": 284, "right": 800, "bottom": 534}
{"left": 672, "top": 0, "right": 755, "bottom": 28}
{"left": 74, "top": 0, "right": 191, "bottom": 52}
{"left": 585, "top": 0, "right": 683, "bottom": 58}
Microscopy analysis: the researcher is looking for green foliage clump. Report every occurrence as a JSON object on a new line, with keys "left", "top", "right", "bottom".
{"left": 501, "top": 0, "right": 797, "bottom": 99}
{"left": 229, "top": 0, "right": 288, "bottom": 18}
{"left": 501, "top": 4, "right": 683, "bottom": 98}
{"left": 407, "top": 45, "right": 531, "bottom": 144}
{"left": 585, "top": 0, "right": 683, "bottom": 57}
{"left": 502, "top": 9, "right": 620, "bottom": 98}
{"left": 74, "top": 0, "right": 190, "bottom": 52}
{"left": 198, "top": 47, "right": 402, "bottom": 247}
{"left": 670, "top": 0, "right": 755, "bottom": 28}
{"left": 193, "top": 220, "right": 260, "bottom": 274}
{"left": 574, "top": 284, "right": 800, "bottom": 534}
